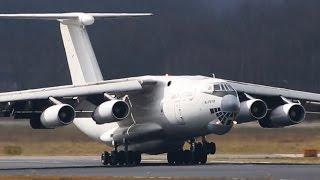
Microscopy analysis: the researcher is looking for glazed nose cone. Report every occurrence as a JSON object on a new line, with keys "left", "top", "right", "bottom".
{"left": 221, "top": 95, "right": 240, "bottom": 112}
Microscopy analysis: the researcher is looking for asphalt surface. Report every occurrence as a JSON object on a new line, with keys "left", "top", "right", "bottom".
{"left": 0, "top": 156, "right": 319, "bottom": 179}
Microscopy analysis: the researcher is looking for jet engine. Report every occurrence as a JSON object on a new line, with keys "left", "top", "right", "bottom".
{"left": 92, "top": 100, "right": 130, "bottom": 124}
{"left": 236, "top": 99, "right": 267, "bottom": 123}
{"left": 35, "top": 104, "right": 75, "bottom": 129}
{"left": 259, "top": 103, "right": 305, "bottom": 128}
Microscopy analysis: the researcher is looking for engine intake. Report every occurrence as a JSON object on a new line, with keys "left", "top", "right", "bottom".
{"left": 236, "top": 99, "right": 267, "bottom": 123}
{"left": 92, "top": 100, "right": 130, "bottom": 124}
{"left": 259, "top": 103, "right": 305, "bottom": 128}
{"left": 39, "top": 104, "right": 75, "bottom": 129}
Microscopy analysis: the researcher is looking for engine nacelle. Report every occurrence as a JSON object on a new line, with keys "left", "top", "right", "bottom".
{"left": 236, "top": 99, "right": 267, "bottom": 123}
{"left": 92, "top": 100, "right": 130, "bottom": 124}
{"left": 259, "top": 103, "right": 305, "bottom": 128}
{"left": 39, "top": 104, "right": 75, "bottom": 129}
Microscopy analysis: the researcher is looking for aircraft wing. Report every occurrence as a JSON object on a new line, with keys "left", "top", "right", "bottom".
{"left": 228, "top": 80, "right": 320, "bottom": 102}
{"left": 0, "top": 78, "right": 157, "bottom": 119}
{"left": 0, "top": 80, "right": 142, "bottom": 102}
{"left": 227, "top": 80, "right": 320, "bottom": 113}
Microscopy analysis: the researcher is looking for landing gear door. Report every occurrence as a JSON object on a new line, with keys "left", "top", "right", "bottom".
{"left": 174, "top": 99, "right": 185, "bottom": 125}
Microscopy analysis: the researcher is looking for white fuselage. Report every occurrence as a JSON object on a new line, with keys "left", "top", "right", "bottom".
{"left": 73, "top": 75, "right": 239, "bottom": 154}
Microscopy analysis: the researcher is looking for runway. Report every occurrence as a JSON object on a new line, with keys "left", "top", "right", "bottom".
{"left": 0, "top": 156, "right": 319, "bottom": 179}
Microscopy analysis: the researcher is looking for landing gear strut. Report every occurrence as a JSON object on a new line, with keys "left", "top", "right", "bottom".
{"left": 101, "top": 141, "right": 142, "bottom": 167}
{"left": 167, "top": 137, "right": 216, "bottom": 165}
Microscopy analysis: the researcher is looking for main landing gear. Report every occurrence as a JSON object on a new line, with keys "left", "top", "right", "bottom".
{"left": 101, "top": 142, "right": 142, "bottom": 167}
{"left": 167, "top": 138, "right": 216, "bottom": 165}
{"left": 101, "top": 138, "right": 215, "bottom": 166}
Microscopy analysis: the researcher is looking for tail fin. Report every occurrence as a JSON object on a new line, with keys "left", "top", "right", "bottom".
{"left": 59, "top": 21, "right": 102, "bottom": 85}
{"left": 0, "top": 12, "right": 152, "bottom": 85}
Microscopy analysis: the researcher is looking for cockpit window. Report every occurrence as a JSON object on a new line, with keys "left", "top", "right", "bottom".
{"left": 211, "top": 83, "right": 237, "bottom": 97}
{"left": 226, "top": 84, "right": 235, "bottom": 91}
{"left": 226, "top": 84, "right": 231, "bottom": 91}
{"left": 221, "top": 84, "right": 226, "bottom": 91}
{"left": 213, "top": 84, "right": 221, "bottom": 91}
{"left": 213, "top": 83, "right": 235, "bottom": 92}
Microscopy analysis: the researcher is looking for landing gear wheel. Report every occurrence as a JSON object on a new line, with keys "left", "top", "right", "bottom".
{"left": 183, "top": 150, "right": 192, "bottom": 164}
{"left": 192, "top": 142, "right": 202, "bottom": 164}
{"left": 126, "top": 151, "right": 134, "bottom": 166}
{"left": 208, "top": 142, "right": 216, "bottom": 155}
{"left": 175, "top": 150, "right": 183, "bottom": 165}
{"left": 118, "top": 150, "right": 126, "bottom": 166}
{"left": 110, "top": 151, "right": 118, "bottom": 166}
{"left": 165, "top": 140, "right": 215, "bottom": 166}
{"left": 200, "top": 151, "right": 208, "bottom": 164}
{"left": 125, "top": 151, "right": 141, "bottom": 166}
{"left": 101, "top": 151, "right": 110, "bottom": 166}
{"left": 134, "top": 152, "right": 142, "bottom": 165}
{"left": 167, "top": 152, "right": 175, "bottom": 165}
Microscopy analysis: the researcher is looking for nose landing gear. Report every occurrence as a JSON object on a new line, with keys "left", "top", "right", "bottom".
{"left": 167, "top": 137, "right": 216, "bottom": 165}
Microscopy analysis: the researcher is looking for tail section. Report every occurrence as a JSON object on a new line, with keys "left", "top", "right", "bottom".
{"left": 0, "top": 12, "right": 152, "bottom": 85}
{"left": 60, "top": 22, "right": 103, "bottom": 84}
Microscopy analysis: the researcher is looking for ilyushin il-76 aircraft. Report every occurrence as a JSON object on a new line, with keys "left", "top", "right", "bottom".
{"left": 0, "top": 12, "right": 319, "bottom": 166}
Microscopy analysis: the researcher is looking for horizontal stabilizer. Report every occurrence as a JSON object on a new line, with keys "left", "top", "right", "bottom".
{"left": 0, "top": 13, "right": 153, "bottom": 20}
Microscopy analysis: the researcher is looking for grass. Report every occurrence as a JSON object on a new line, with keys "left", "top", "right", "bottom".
{"left": 0, "top": 122, "right": 319, "bottom": 156}
{"left": 209, "top": 125, "right": 320, "bottom": 154}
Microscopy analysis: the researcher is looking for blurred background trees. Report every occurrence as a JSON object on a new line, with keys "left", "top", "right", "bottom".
{"left": 0, "top": 0, "right": 319, "bottom": 92}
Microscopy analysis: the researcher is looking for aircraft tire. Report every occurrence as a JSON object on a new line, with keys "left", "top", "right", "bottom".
{"left": 118, "top": 150, "right": 126, "bottom": 166}
{"left": 126, "top": 151, "right": 134, "bottom": 166}
{"left": 175, "top": 151, "right": 184, "bottom": 165}
{"left": 110, "top": 151, "right": 118, "bottom": 166}
{"left": 132, "top": 151, "right": 141, "bottom": 166}
{"left": 167, "top": 152, "right": 175, "bottom": 165}
{"left": 209, "top": 142, "right": 216, "bottom": 154}
{"left": 200, "top": 152, "right": 208, "bottom": 164}
{"left": 101, "top": 151, "right": 110, "bottom": 166}
{"left": 183, "top": 150, "right": 192, "bottom": 164}
{"left": 136, "top": 152, "right": 142, "bottom": 165}
{"left": 192, "top": 142, "right": 202, "bottom": 164}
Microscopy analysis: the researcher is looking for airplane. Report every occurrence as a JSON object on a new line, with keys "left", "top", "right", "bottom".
{"left": 0, "top": 12, "right": 319, "bottom": 166}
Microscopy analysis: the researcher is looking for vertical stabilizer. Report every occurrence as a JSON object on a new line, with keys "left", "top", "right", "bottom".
{"left": 60, "top": 23, "right": 103, "bottom": 85}
{"left": 0, "top": 12, "right": 152, "bottom": 85}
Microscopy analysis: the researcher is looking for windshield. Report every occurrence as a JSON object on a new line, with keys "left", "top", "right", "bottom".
{"left": 211, "top": 83, "right": 237, "bottom": 97}
{"left": 213, "top": 83, "right": 235, "bottom": 92}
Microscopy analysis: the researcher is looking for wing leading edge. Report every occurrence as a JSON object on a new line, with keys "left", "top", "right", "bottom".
{"left": 0, "top": 80, "right": 142, "bottom": 103}
{"left": 227, "top": 80, "right": 320, "bottom": 103}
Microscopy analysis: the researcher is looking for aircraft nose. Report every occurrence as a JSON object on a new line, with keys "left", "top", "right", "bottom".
{"left": 221, "top": 95, "right": 240, "bottom": 113}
